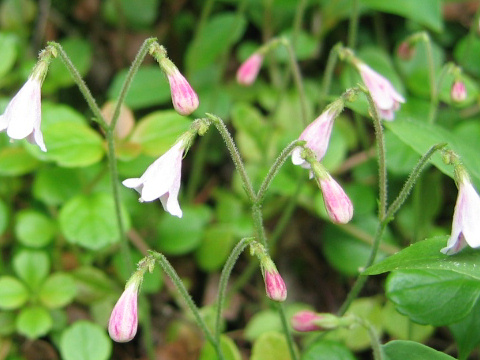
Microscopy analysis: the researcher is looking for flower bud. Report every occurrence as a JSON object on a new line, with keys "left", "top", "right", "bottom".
{"left": 264, "top": 266, "right": 287, "bottom": 302}
{"left": 108, "top": 279, "right": 140, "bottom": 342}
{"left": 236, "top": 53, "right": 264, "bottom": 86}
{"left": 319, "top": 173, "right": 353, "bottom": 224}
{"left": 291, "top": 311, "right": 355, "bottom": 332}
{"left": 451, "top": 80, "right": 467, "bottom": 103}
{"left": 160, "top": 58, "right": 199, "bottom": 116}
{"left": 397, "top": 41, "right": 415, "bottom": 60}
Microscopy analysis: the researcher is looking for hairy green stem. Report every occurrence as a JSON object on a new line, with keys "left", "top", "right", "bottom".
{"left": 357, "top": 317, "right": 384, "bottom": 360}
{"left": 348, "top": 0, "right": 360, "bottom": 49}
{"left": 277, "top": 303, "right": 298, "bottom": 360}
{"left": 257, "top": 140, "right": 305, "bottom": 203}
{"left": 49, "top": 42, "right": 108, "bottom": 130}
{"left": 207, "top": 114, "right": 257, "bottom": 203}
{"left": 149, "top": 251, "right": 224, "bottom": 359}
{"left": 252, "top": 204, "right": 268, "bottom": 248}
{"left": 110, "top": 37, "right": 157, "bottom": 131}
{"left": 215, "top": 238, "right": 254, "bottom": 342}
{"left": 423, "top": 33, "right": 437, "bottom": 124}
{"left": 320, "top": 43, "right": 342, "bottom": 109}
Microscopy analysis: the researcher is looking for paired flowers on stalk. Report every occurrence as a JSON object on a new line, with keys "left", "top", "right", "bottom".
{"left": 292, "top": 98, "right": 353, "bottom": 224}
{"left": 0, "top": 46, "right": 57, "bottom": 152}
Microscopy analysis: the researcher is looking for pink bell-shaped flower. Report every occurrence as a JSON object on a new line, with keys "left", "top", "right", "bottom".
{"left": 441, "top": 177, "right": 480, "bottom": 255}
{"left": 236, "top": 53, "right": 264, "bottom": 86}
{"left": 0, "top": 77, "right": 46, "bottom": 151}
{"left": 357, "top": 63, "right": 405, "bottom": 121}
{"left": 451, "top": 80, "right": 467, "bottom": 103}
{"left": 123, "top": 139, "right": 185, "bottom": 217}
{"left": 108, "top": 279, "right": 140, "bottom": 343}
{"left": 292, "top": 108, "right": 337, "bottom": 169}
{"left": 319, "top": 173, "right": 353, "bottom": 224}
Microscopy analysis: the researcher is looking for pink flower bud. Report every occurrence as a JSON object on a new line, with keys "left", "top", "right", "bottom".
{"left": 236, "top": 53, "right": 264, "bottom": 86}
{"left": 166, "top": 68, "right": 199, "bottom": 116}
{"left": 441, "top": 177, "right": 480, "bottom": 255}
{"left": 0, "top": 77, "right": 46, "bottom": 151}
{"left": 451, "top": 80, "right": 467, "bottom": 103}
{"left": 291, "top": 311, "right": 324, "bottom": 332}
{"left": 357, "top": 63, "right": 405, "bottom": 121}
{"left": 108, "top": 281, "right": 139, "bottom": 342}
{"left": 319, "top": 174, "right": 353, "bottom": 224}
{"left": 397, "top": 41, "right": 415, "bottom": 60}
{"left": 264, "top": 268, "right": 287, "bottom": 302}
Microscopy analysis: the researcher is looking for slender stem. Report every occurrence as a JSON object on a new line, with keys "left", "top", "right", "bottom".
{"left": 149, "top": 252, "right": 223, "bottom": 358}
{"left": 291, "top": 0, "right": 307, "bottom": 48}
{"left": 347, "top": 0, "right": 360, "bottom": 49}
{"left": 207, "top": 114, "right": 257, "bottom": 203}
{"left": 110, "top": 38, "right": 156, "bottom": 131}
{"left": 49, "top": 42, "right": 108, "bottom": 130}
{"left": 215, "top": 238, "right": 253, "bottom": 342}
{"left": 357, "top": 317, "right": 384, "bottom": 360}
{"left": 252, "top": 204, "right": 268, "bottom": 248}
{"left": 196, "top": 0, "right": 216, "bottom": 35}
{"left": 282, "top": 39, "right": 308, "bottom": 126}
{"left": 257, "top": 140, "right": 305, "bottom": 203}
{"left": 384, "top": 143, "right": 446, "bottom": 222}
{"left": 363, "top": 90, "right": 387, "bottom": 220}
{"left": 423, "top": 33, "right": 437, "bottom": 124}
{"left": 430, "top": 63, "right": 454, "bottom": 125}
{"left": 106, "top": 129, "right": 133, "bottom": 272}
{"left": 320, "top": 43, "right": 342, "bottom": 109}
{"left": 277, "top": 303, "right": 298, "bottom": 360}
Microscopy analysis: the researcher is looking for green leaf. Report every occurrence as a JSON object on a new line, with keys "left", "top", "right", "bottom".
{"left": 59, "top": 193, "right": 130, "bottom": 250}
{"left": 102, "top": 0, "right": 159, "bottom": 29}
{"left": 454, "top": 35, "right": 480, "bottom": 77}
{"left": 386, "top": 269, "right": 480, "bottom": 325}
{"left": 107, "top": 66, "right": 171, "bottom": 110}
{"left": 0, "top": 146, "right": 40, "bottom": 176}
{"left": 42, "top": 102, "right": 87, "bottom": 125}
{"left": 0, "top": 277, "right": 29, "bottom": 310}
{"left": 0, "top": 312, "right": 16, "bottom": 336}
{"left": 13, "top": 250, "right": 50, "bottom": 292}
{"left": 41, "top": 121, "right": 105, "bottom": 167}
{"left": 72, "top": 267, "right": 118, "bottom": 305}
{"left": 449, "top": 299, "right": 480, "bottom": 360}
{"left": 16, "top": 306, "right": 53, "bottom": 339}
{"left": 33, "top": 166, "right": 83, "bottom": 206}
{"left": 15, "top": 209, "right": 57, "bottom": 248}
{"left": 130, "top": 110, "right": 191, "bottom": 157}
{"left": 186, "top": 13, "right": 247, "bottom": 73}
{"left": 382, "top": 340, "right": 455, "bottom": 360}
{"left": 364, "top": 236, "right": 480, "bottom": 280}
{"left": 195, "top": 225, "right": 235, "bottom": 272}
{"left": 0, "top": 198, "right": 8, "bottom": 236}
{"left": 386, "top": 117, "right": 480, "bottom": 188}
{"left": 360, "top": 0, "right": 442, "bottom": 32}
{"left": 302, "top": 340, "right": 356, "bottom": 360}
{"left": 60, "top": 321, "right": 112, "bottom": 360}
{"left": 157, "top": 205, "right": 212, "bottom": 255}
{"left": 0, "top": 32, "right": 17, "bottom": 78}
{"left": 43, "top": 38, "right": 92, "bottom": 92}
{"left": 251, "top": 332, "right": 296, "bottom": 360}
{"left": 199, "top": 335, "right": 242, "bottom": 360}
{"left": 39, "top": 273, "right": 77, "bottom": 309}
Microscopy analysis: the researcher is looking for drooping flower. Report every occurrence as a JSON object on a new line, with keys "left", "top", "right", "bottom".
{"left": 123, "top": 140, "right": 185, "bottom": 217}
{"left": 291, "top": 108, "right": 337, "bottom": 169}
{"left": 441, "top": 177, "right": 480, "bottom": 255}
{"left": 319, "top": 173, "right": 353, "bottom": 224}
{"left": 0, "top": 77, "right": 46, "bottom": 151}
{"left": 108, "top": 280, "right": 140, "bottom": 343}
{"left": 236, "top": 53, "right": 264, "bottom": 86}
{"left": 451, "top": 80, "right": 467, "bottom": 103}
{"left": 357, "top": 63, "right": 405, "bottom": 121}
{"left": 161, "top": 58, "right": 199, "bottom": 116}
{"left": 263, "top": 266, "right": 287, "bottom": 302}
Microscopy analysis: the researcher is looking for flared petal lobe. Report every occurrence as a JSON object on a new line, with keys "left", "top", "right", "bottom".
{"left": 442, "top": 179, "right": 480, "bottom": 255}
{"left": 123, "top": 140, "right": 185, "bottom": 217}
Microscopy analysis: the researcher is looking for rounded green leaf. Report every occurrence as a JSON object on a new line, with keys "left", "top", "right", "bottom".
{"left": 382, "top": 340, "right": 455, "bottom": 360}
{"left": 43, "top": 38, "right": 92, "bottom": 92}
{"left": 251, "top": 332, "right": 297, "bottom": 360}
{"left": 130, "top": 110, "right": 191, "bottom": 157}
{"left": 302, "top": 340, "right": 356, "bottom": 360}
{"left": 33, "top": 166, "right": 83, "bottom": 206}
{"left": 16, "top": 306, "right": 53, "bottom": 339}
{"left": 199, "top": 335, "right": 241, "bottom": 360}
{"left": 72, "top": 267, "right": 118, "bottom": 305}
{"left": 0, "top": 146, "right": 40, "bottom": 176}
{"left": 15, "top": 209, "right": 57, "bottom": 247}
{"left": 13, "top": 250, "right": 50, "bottom": 292}
{"left": 157, "top": 205, "right": 212, "bottom": 255}
{"left": 42, "top": 121, "right": 105, "bottom": 167}
{"left": 195, "top": 225, "right": 235, "bottom": 272}
{"left": 60, "top": 321, "right": 112, "bottom": 360}
{"left": 0, "top": 32, "right": 17, "bottom": 78}
{"left": 0, "top": 276, "right": 29, "bottom": 310}
{"left": 39, "top": 273, "right": 77, "bottom": 309}
{"left": 108, "top": 66, "right": 171, "bottom": 110}
{"left": 59, "top": 193, "right": 130, "bottom": 250}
